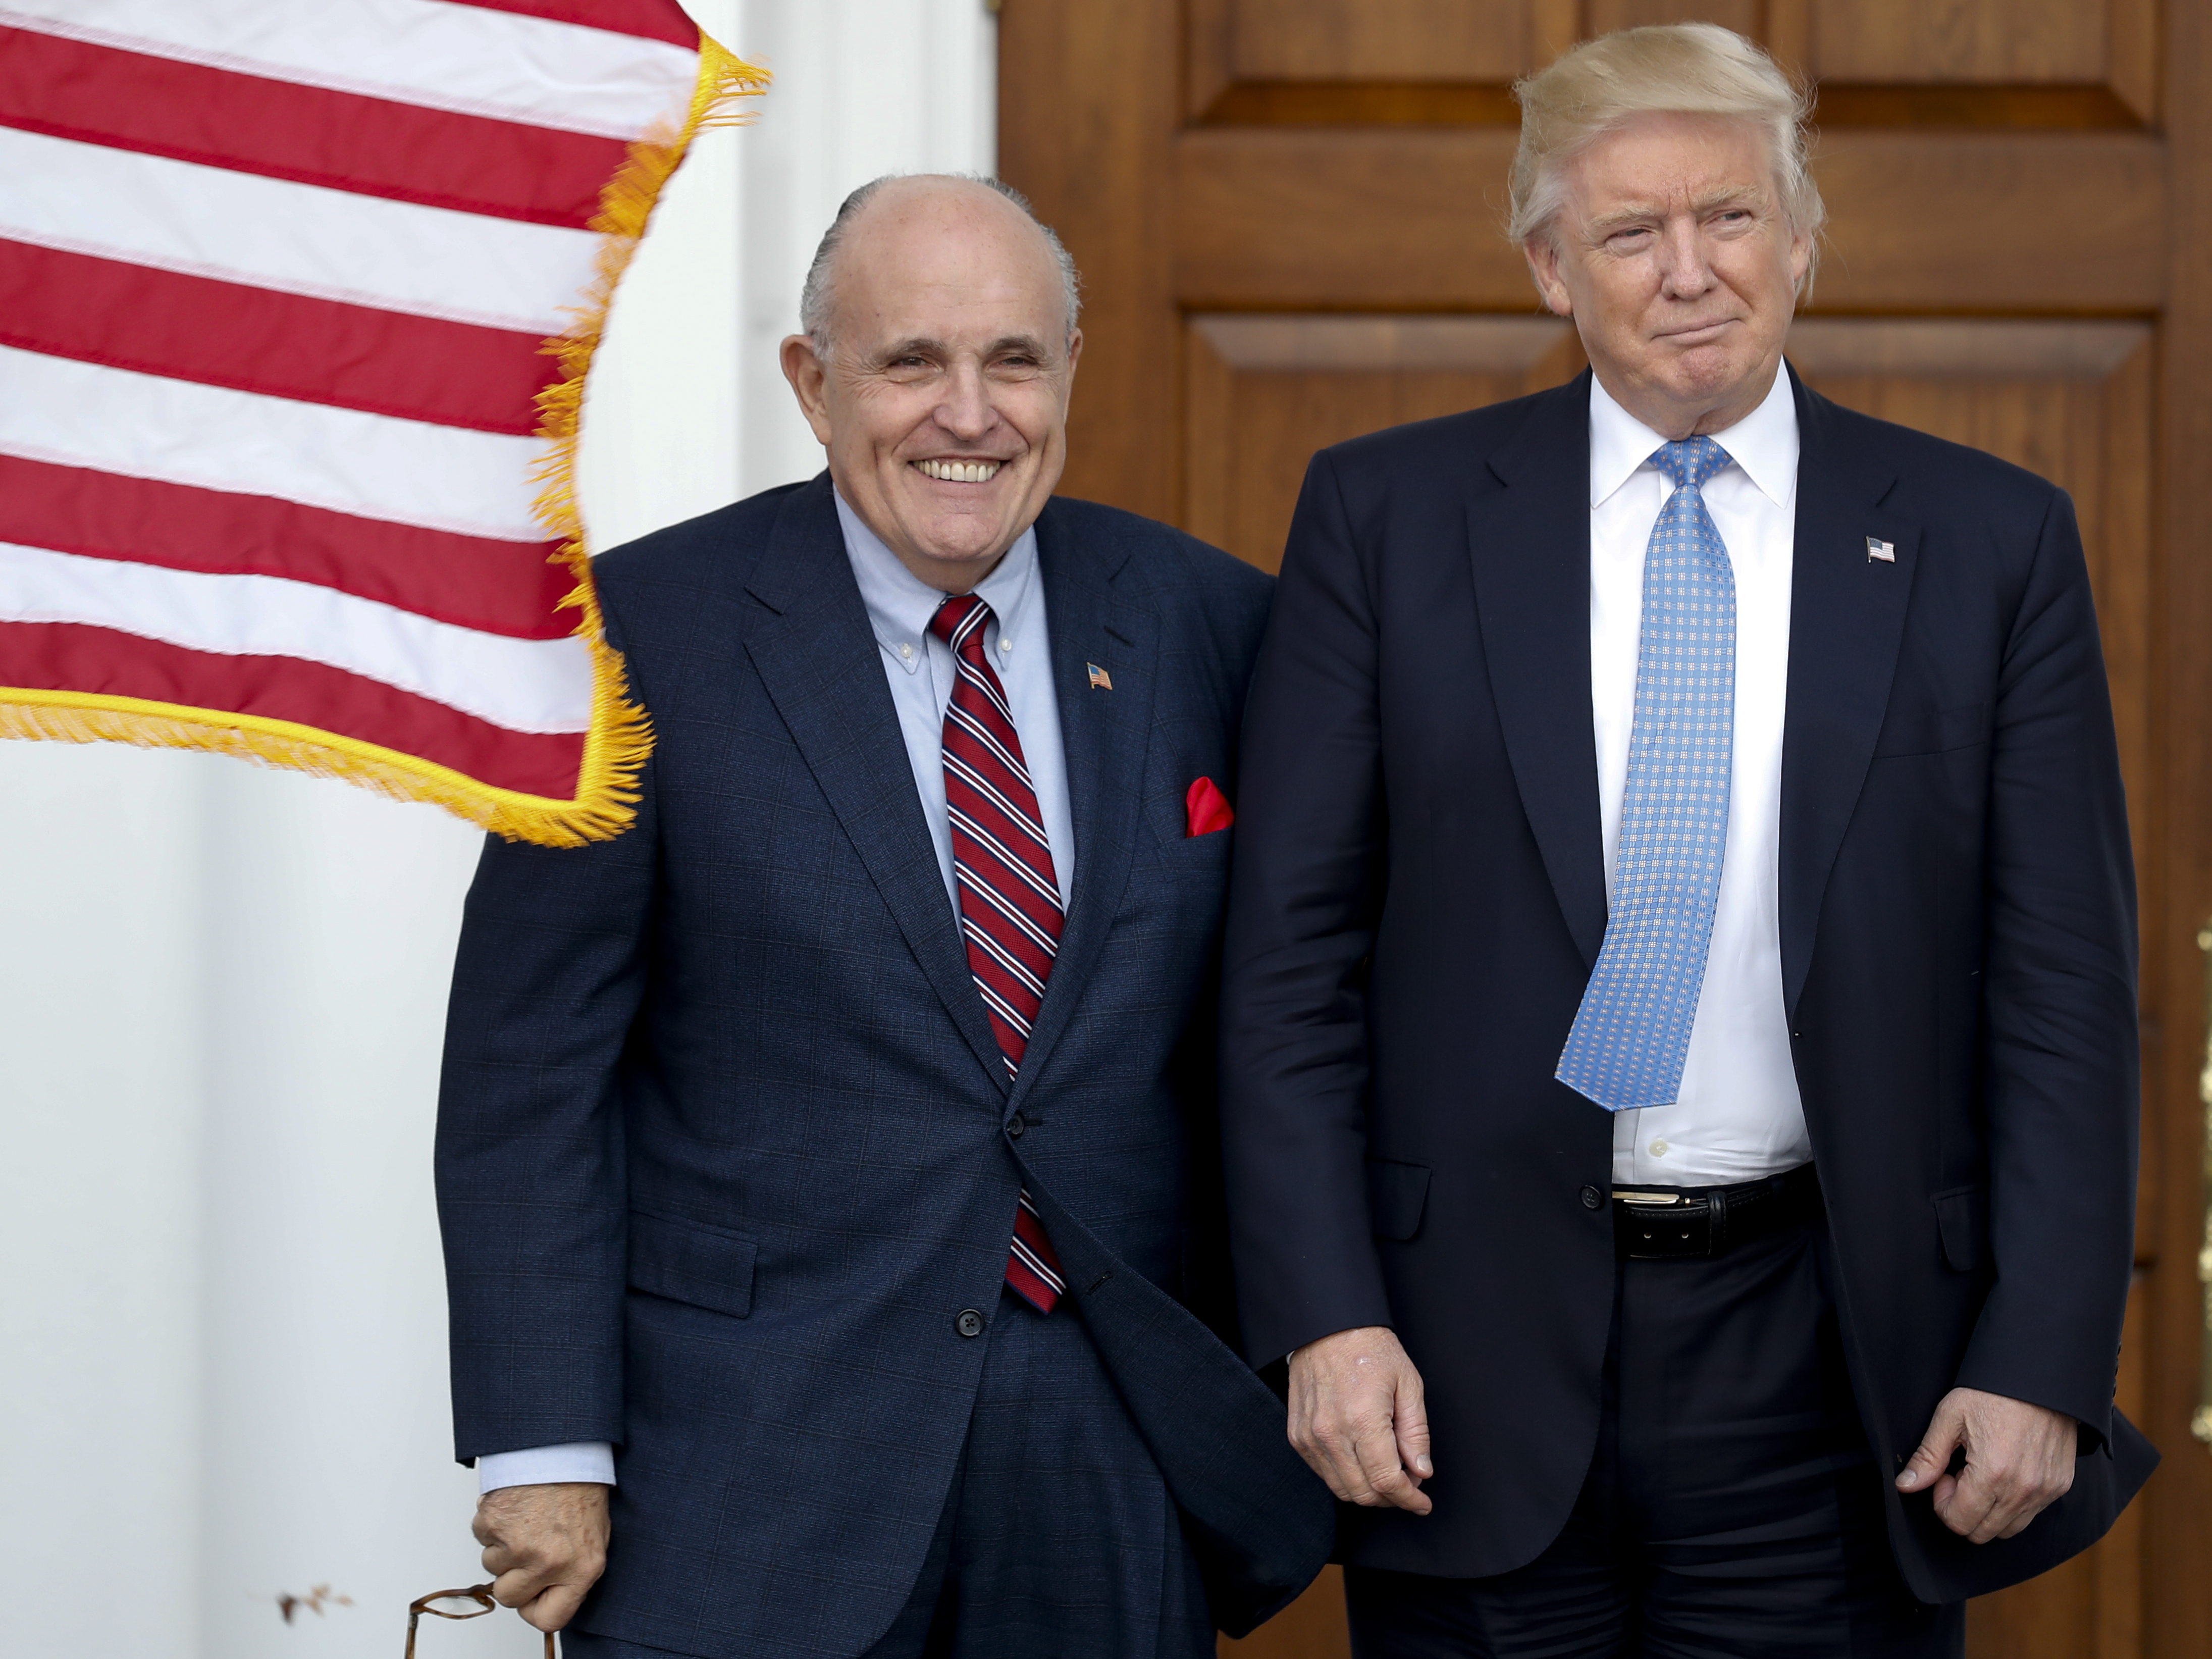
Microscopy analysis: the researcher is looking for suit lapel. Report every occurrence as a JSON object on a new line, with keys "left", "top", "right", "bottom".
{"left": 740, "top": 478, "right": 1009, "bottom": 1091}
{"left": 1778, "top": 370, "right": 1920, "bottom": 1013}
{"left": 1007, "top": 501, "right": 1157, "bottom": 1110}
{"left": 1468, "top": 373, "right": 1608, "bottom": 968}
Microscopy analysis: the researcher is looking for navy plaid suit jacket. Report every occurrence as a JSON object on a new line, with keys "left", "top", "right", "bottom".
{"left": 436, "top": 476, "right": 1332, "bottom": 1657}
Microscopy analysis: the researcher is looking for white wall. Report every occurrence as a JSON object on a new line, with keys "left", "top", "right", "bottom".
{"left": 0, "top": 7, "right": 994, "bottom": 1655}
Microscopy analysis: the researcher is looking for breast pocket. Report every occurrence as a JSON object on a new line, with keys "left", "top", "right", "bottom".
{"left": 628, "top": 1210, "right": 758, "bottom": 1318}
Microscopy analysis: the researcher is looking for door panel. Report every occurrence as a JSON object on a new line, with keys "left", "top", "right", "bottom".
{"left": 1775, "top": 0, "right": 2154, "bottom": 101}
{"left": 1222, "top": 0, "right": 1543, "bottom": 80}
{"left": 1000, "top": 2, "right": 2212, "bottom": 1654}
{"left": 1185, "top": 315, "right": 1585, "bottom": 570}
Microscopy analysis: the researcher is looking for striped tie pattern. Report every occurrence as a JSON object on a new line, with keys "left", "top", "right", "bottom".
{"left": 929, "top": 594, "right": 1067, "bottom": 1313}
{"left": 1556, "top": 437, "right": 1737, "bottom": 1112}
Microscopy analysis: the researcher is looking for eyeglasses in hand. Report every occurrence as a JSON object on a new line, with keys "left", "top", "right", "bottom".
{"left": 405, "top": 1585, "right": 555, "bottom": 1657}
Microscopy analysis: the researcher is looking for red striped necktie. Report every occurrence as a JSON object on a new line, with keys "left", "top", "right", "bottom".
{"left": 930, "top": 594, "right": 1067, "bottom": 1314}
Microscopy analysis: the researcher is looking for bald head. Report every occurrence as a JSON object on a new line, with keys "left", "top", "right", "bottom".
{"left": 799, "top": 174, "right": 1080, "bottom": 357}
{"left": 779, "top": 174, "right": 1086, "bottom": 595}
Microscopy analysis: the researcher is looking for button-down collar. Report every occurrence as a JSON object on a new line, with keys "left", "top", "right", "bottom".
{"left": 834, "top": 488, "right": 1040, "bottom": 674}
{"left": 1588, "top": 360, "right": 1800, "bottom": 514}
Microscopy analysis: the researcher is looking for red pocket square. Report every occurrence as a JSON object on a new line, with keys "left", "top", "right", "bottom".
{"left": 1185, "top": 775, "right": 1235, "bottom": 837}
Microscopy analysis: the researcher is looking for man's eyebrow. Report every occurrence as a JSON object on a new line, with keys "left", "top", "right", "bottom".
{"left": 868, "top": 336, "right": 949, "bottom": 364}
{"left": 1690, "top": 183, "right": 1767, "bottom": 213}
{"left": 864, "top": 333, "right": 1058, "bottom": 365}
{"left": 1585, "top": 185, "right": 1768, "bottom": 234}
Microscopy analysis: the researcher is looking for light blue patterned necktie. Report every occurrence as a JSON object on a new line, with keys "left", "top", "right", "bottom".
{"left": 1557, "top": 436, "right": 1736, "bottom": 1112}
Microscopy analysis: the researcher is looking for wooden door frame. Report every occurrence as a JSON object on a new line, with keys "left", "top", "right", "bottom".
{"left": 2147, "top": 7, "right": 2212, "bottom": 1654}
{"left": 1000, "top": 4, "right": 2212, "bottom": 1650}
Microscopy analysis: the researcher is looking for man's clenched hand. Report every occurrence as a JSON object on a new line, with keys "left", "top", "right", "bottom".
{"left": 1287, "top": 1326, "right": 1434, "bottom": 1515}
{"left": 1897, "top": 1387, "right": 2077, "bottom": 1544}
{"left": 473, "top": 1482, "right": 610, "bottom": 1632}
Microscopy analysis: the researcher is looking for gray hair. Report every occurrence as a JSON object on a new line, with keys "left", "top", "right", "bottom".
{"left": 1508, "top": 23, "right": 1824, "bottom": 293}
{"left": 798, "top": 173, "right": 1082, "bottom": 355}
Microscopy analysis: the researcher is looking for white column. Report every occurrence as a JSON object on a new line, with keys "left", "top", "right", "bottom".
{"left": 0, "top": 745, "right": 212, "bottom": 1659}
{"left": 0, "top": 5, "right": 997, "bottom": 1656}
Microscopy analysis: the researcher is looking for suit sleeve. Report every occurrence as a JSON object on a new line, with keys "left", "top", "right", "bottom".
{"left": 1952, "top": 487, "right": 2139, "bottom": 1443}
{"left": 1219, "top": 450, "right": 1395, "bottom": 1366}
{"left": 434, "top": 617, "right": 659, "bottom": 1463}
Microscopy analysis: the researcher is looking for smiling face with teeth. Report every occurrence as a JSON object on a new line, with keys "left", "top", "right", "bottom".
{"left": 780, "top": 178, "right": 1082, "bottom": 594}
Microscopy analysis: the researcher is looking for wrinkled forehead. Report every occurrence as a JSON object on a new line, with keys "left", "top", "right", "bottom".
{"left": 832, "top": 193, "right": 1068, "bottom": 351}
{"left": 1562, "top": 112, "right": 1783, "bottom": 217}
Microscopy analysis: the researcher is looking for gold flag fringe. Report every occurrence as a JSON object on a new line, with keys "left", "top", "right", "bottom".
{"left": 0, "top": 36, "right": 771, "bottom": 848}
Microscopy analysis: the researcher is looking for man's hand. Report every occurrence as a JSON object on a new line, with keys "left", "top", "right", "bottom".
{"left": 1287, "top": 1326, "right": 1434, "bottom": 1515}
{"left": 473, "top": 1482, "right": 611, "bottom": 1632}
{"left": 1897, "top": 1387, "right": 2077, "bottom": 1544}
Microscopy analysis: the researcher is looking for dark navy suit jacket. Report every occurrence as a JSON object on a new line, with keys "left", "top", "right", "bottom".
{"left": 437, "top": 477, "right": 1332, "bottom": 1657}
{"left": 1220, "top": 369, "right": 2155, "bottom": 1602}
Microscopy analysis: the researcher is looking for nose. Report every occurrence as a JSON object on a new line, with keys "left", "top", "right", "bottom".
{"left": 934, "top": 360, "right": 996, "bottom": 441}
{"left": 1655, "top": 216, "right": 1712, "bottom": 299}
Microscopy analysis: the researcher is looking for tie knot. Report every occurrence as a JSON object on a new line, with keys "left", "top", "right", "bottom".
{"left": 1650, "top": 436, "right": 1732, "bottom": 493}
{"left": 930, "top": 593, "right": 993, "bottom": 650}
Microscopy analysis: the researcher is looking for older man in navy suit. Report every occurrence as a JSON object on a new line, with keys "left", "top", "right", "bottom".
{"left": 1222, "top": 24, "right": 2153, "bottom": 1659}
{"left": 435, "top": 174, "right": 1329, "bottom": 1659}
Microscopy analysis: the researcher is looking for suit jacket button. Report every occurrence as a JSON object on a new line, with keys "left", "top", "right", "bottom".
{"left": 1005, "top": 1115, "right": 1025, "bottom": 1139}
{"left": 956, "top": 1308, "right": 986, "bottom": 1338}
{"left": 1579, "top": 1185, "right": 1605, "bottom": 1210}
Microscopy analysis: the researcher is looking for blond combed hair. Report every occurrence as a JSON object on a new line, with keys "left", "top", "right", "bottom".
{"left": 1509, "top": 23, "right": 1824, "bottom": 288}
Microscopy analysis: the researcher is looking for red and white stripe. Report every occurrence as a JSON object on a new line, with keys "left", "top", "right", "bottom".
{"left": 927, "top": 593, "right": 1070, "bottom": 1316}
{"left": 0, "top": 0, "right": 709, "bottom": 802}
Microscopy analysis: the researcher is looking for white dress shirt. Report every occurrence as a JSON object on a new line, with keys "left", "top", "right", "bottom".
{"left": 477, "top": 490, "right": 1076, "bottom": 1493}
{"left": 1590, "top": 368, "right": 1811, "bottom": 1188}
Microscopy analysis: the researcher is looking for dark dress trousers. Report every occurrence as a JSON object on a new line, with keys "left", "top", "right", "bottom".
{"left": 1219, "top": 369, "right": 2155, "bottom": 1606}
{"left": 437, "top": 476, "right": 1332, "bottom": 1658}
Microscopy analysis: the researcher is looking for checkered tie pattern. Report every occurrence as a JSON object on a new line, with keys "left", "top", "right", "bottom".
{"left": 1556, "top": 437, "right": 1737, "bottom": 1112}
{"left": 930, "top": 594, "right": 1067, "bottom": 1312}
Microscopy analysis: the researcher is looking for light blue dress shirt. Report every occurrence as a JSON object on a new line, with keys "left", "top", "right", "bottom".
{"left": 834, "top": 489, "right": 1076, "bottom": 910}
{"left": 476, "top": 490, "right": 1076, "bottom": 1494}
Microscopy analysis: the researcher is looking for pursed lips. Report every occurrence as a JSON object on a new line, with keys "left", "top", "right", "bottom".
{"left": 1655, "top": 318, "right": 1737, "bottom": 342}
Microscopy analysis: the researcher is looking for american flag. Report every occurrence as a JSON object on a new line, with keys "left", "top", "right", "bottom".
{"left": 0, "top": 1, "right": 764, "bottom": 844}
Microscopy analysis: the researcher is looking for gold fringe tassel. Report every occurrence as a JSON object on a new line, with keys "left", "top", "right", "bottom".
{"left": 0, "top": 36, "right": 771, "bottom": 848}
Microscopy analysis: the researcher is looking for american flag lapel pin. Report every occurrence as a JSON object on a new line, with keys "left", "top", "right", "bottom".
{"left": 1086, "top": 662, "right": 1114, "bottom": 691}
{"left": 1866, "top": 536, "right": 1897, "bottom": 564}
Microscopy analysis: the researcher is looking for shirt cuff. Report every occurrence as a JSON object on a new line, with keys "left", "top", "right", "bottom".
{"left": 476, "top": 1442, "right": 616, "bottom": 1493}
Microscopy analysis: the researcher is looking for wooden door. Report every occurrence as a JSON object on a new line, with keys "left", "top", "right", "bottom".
{"left": 999, "top": 3, "right": 2212, "bottom": 1655}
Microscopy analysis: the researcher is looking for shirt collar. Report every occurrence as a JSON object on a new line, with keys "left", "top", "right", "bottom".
{"left": 834, "top": 487, "right": 1040, "bottom": 676}
{"left": 1588, "top": 360, "right": 1801, "bottom": 511}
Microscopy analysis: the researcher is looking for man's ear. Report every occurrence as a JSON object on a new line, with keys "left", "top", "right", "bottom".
{"left": 779, "top": 334, "right": 834, "bottom": 447}
{"left": 1524, "top": 237, "right": 1573, "bottom": 319}
{"left": 1064, "top": 327, "right": 1084, "bottom": 380}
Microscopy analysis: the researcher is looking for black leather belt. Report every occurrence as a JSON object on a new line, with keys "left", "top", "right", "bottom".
{"left": 1612, "top": 1163, "right": 1821, "bottom": 1260}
